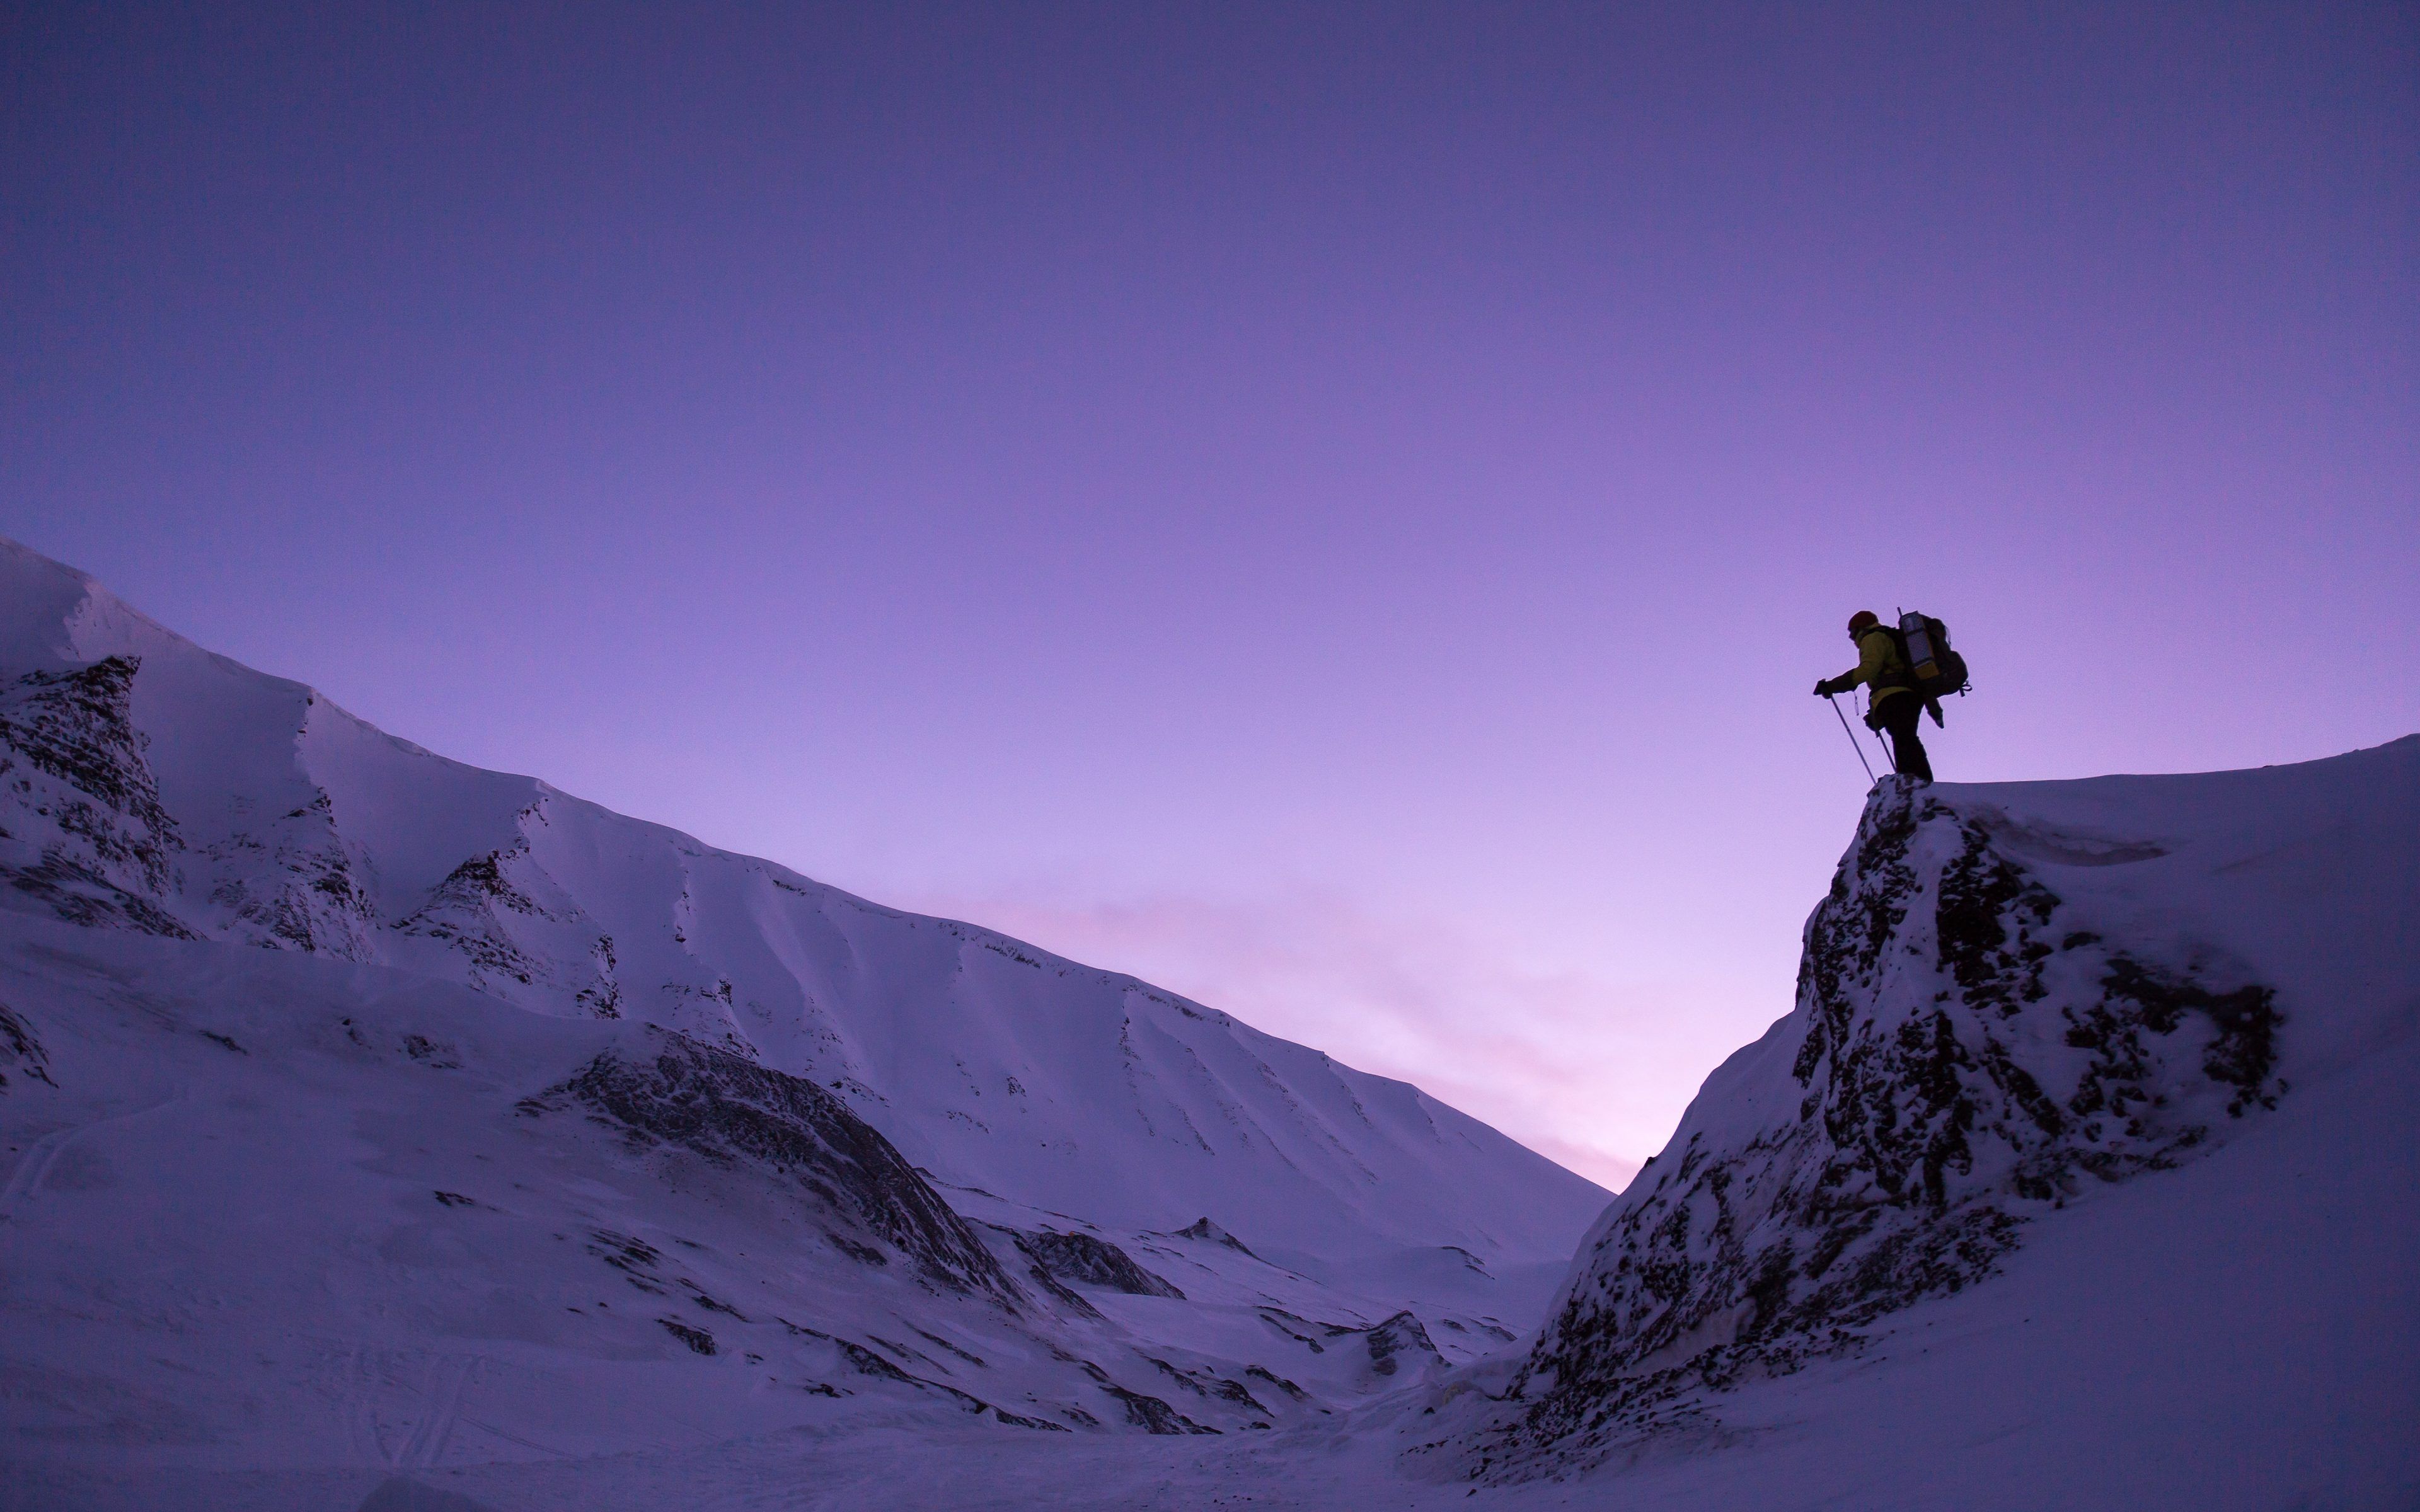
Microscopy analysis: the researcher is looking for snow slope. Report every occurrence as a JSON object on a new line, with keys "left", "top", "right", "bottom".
{"left": 0, "top": 907, "right": 1530, "bottom": 1484}
{"left": 4, "top": 527, "right": 2410, "bottom": 1511}
{"left": 1434, "top": 742, "right": 2420, "bottom": 1498}
{"left": 12, "top": 741, "right": 2411, "bottom": 1511}
{"left": 0, "top": 536, "right": 1604, "bottom": 1501}
{"left": 0, "top": 535, "right": 1601, "bottom": 1268}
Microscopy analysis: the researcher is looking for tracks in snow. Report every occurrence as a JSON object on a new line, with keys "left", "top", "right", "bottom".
{"left": 398, "top": 1353, "right": 480, "bottom": 1468}
{"left": 321, "top": 1344, "right": 488, "bottom": 1469}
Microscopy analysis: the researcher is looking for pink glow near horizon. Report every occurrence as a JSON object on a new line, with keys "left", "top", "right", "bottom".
{"left": 5, "top": 4, "right": 2414, "bottom": 1184}
{"left": 909, "top": 885, "right": 1753, "bottom": 1191}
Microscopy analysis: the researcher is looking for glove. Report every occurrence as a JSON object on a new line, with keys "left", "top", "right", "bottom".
{"left": 1813, "top": 677, "right": 1839, "bottom": 697}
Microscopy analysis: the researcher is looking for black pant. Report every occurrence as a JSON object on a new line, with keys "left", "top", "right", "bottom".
{"left": 1874, "top": 695, "right": 1933, "bottom": 782}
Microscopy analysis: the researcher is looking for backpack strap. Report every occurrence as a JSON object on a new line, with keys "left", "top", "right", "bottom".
{"left": 1860, "top": 626, "right": 1916, "bottom": 696}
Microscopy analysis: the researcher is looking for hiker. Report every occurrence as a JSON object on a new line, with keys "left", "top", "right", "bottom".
{"left": 1814, "top": 610, "right": 1933, "bottom": 782}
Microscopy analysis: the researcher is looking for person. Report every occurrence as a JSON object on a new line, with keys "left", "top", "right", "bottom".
{"left": 1814, "top": 610, "right": 1933, "bottom": 782}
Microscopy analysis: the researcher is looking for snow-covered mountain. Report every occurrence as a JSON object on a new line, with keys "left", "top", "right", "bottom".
{"left": 0, "top": 536, "right": 1599, "bottom": 1266}
{"left": 0, "top": 537, "right": 1606, "bottom": 1503}
{"left": 1422, "top": 742, "right": 2419, "bottom": 1503}
{"left": 6, "top": 528, "right": 2411, "bottom": 1511}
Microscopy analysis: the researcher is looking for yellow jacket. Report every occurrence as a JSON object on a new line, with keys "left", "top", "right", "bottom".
{"left": 1827, "top": 627, "right": 1916, "bottom": 714}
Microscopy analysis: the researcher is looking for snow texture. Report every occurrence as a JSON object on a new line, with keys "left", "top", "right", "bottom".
{"left": 1, "top": 534, "right": 2413, "bottom": 1511}
{"left": 1426, "top": 740, "right": 2419, "bottom": 1498}
{"left": 0, "top": 536, "right": 1599, "bottom": 1503}
{"left": 0, "top": 535, "right": 1604, "bottom": 1268}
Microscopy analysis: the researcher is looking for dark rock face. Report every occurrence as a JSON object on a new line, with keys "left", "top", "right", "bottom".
{"left": 0, "top": 1001, "right": 54, "bottom": 1091}
{"left": 1018, "top": 1229, "right": 1185, "bottom": 1299}
{"left": 526, "top": 1029, "right": 1023, "bottom": 1307}
{"left": 658, "top": 1317, "right": 718, "bottom": 1354}
{"left": 0, "top": 656, "right": 626, "bottom": 997}
{"left": 1363, "top": 1310, "right": 1443, "bottom": 1378}
{"left": 1098, "top": 1382, "right": 1219, "bottom": 1435}
{"left": 996, "top": 1233, "right": 1100, "bottom": 1316}
{"left": 1173, "top": 1217, "right": 1257, "bottom": 1257}
{"left": 398, "top": 844, "right": 556, "bottom": 988}
{"left": 0, "top": 658, "right": 382, "bottom": 954}
{"left": 829, "top": 1335, "right": 1072, "bottom": 1431}
{"left": 1490, "top": 777, "right": 2282, "bottom": 1474}
{"left": 202, "top": 787, "right": 380, "bottom": 959}
{"left": 1253, "top": 1305, "right": 1444, "bottom": 1383}
{"left": 1146, "top": 1355, "right": 1273, "bottom": 1418}
{"left": 0, "top": 656, "right": 193, "bottom": 937}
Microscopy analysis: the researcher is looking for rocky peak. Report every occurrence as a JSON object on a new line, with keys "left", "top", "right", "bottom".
{"left": 0, "top": 655, "right": 191, "bottom": 936}
{"left": 1480, "top": 775, "right": 2284, "bottom": 1476}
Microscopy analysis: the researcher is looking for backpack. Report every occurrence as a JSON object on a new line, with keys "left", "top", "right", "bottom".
{"left": 1893, "top": 611, "right": 1970, "bottom": 701}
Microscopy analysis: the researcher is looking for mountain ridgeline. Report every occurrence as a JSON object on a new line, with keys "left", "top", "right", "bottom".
{"left": 0, "top": 536, "right": 1600, "bottom": 1267}
{"left": 1432, "top": 735, "right": 2419, "bottom": 1484}
{"left": 4, "top": 534, "right": 2410, "bottom": 1505}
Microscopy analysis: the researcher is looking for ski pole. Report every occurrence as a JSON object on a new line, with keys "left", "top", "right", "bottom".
{"left": 1829, "top": 696, "right": 1876, "bottom": 782}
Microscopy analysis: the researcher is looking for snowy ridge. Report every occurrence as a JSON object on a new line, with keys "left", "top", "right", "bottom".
{"left": 0, "top": 920, "right": 1377, "bottom": 1452}
{"left": 1431, "top": 742, "right": 2420, "bottom": 1484}
{"left": 0, "top": 536, "right": 1601, "bottom": 1265}
{"left": 0, "top": 536, "right": 1611, "bottom": 1489}
{"left": 6, "top": 530, "right": 2411, "bottom": 1509}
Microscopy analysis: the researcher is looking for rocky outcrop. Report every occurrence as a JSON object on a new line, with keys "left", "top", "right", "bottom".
{"left": 1363, "top": 1310, "right": 1444, "bottom": 1379}
{"left": 0, "top": 1001, "right": 54, "bottom": 1092}
{"left": 523, "top": 1029, "right": 1023, "bottom": 1307}
{"left": 398, "top": 844, "right": 560, "bottom": 988}
{"left": 0, "top": 656, "right": 192, "bottom": 937}
{"left": 201, "top": 788, "right": 380, "bottom": 959}
{"left": 1017, "top": 1229, "right": 1185, "bottom": 1298}
{"left": 1173, "top": 1217, "right": 1259, "bottom": 1257}
{"left": 1482, "top": 777, "right": 2283, "bottom": 1477}
{"left": 0, "top": 541, "right": 1611, "bottom": 1280}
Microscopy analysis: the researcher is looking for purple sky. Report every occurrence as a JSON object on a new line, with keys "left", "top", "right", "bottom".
{"left": 6, "top": 3, "right": 2415, "bottom": 1186}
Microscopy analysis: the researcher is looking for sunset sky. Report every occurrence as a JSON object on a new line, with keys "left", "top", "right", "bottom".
{"left": 6, "top": 3, "right": 2414, "bottom": 1186}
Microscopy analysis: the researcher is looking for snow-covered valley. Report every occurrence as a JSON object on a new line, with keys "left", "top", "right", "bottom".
{"left": 2, "top": 535, "right": 2414, "bottom": 1511}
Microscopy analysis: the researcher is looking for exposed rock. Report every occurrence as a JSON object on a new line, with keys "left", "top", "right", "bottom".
{"left": 839, "top": 1339, "right": 1073, "bottom": 1431}
{"left": 200, "top": 788, "right": 381, "bottom": 959}
{"left": 585, "top": 1228, "right": 669, "bottom": 1294}
{"left": 1363, "top": 1311, "right": 1444, "bottom": 1378}
{"left": 1018, "top": 1228, "right": 1185, "bottom": 1298}
{"left": 1173, "top": 1217, "right": 1258, "bottom": 1257}
{"left": 526, "top": 1028, "right": 1023, "bottom": 1307}
{"left": 1245, "top": 1364, "right": 1310, "bottom": 1401}
{"left": 1099, "top": 1383, "right": 1219, "bottom": 1435}
{"left": 1256, "top": 1307, "right": 1330, "bottom": 1353}
{"left": 0, "top": 656, "right": 193, "bottom": 937}
{"left": 398, "top": 845, "right": 556, "bottom": 988}
{"left": 658, "top": 1317, "right": 717, "bottom": 1355}
{"left": 840, "top": 1339, "right": 916, "bottom": 1383}
{"left": 913, "top": 1327, "right": 986, "bottom": 1367}
{"left": 0, "top": 1001, "right": 54, "bottom": 1091}
{"left": 400, "top": 1034, "right": 461, "bottom": 1068}
{"left": 986, "top": 1225, "right": 1100, "bottom": 1316}
{"left": 1146, "top": 1354, "right": 1272, "bottom": 1415}
{"left": 1487, "top": 777, "right": 2283, "bottom": 1476}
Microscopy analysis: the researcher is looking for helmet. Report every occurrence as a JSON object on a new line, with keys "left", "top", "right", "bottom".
{"left": 1847, "top": 610, "right": 1881, "bottom": 634}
